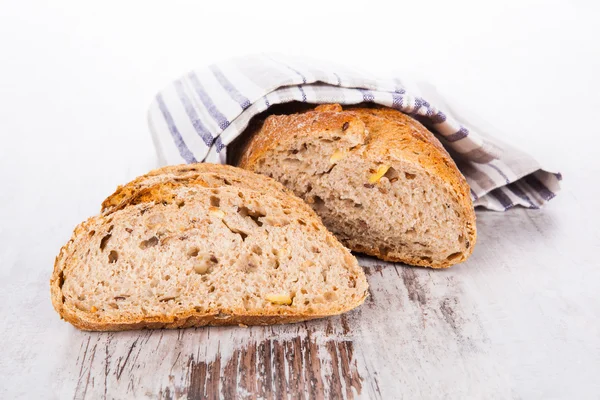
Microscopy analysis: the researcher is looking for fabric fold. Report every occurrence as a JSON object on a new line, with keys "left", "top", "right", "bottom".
{"left": 148, "top": 54, "right": 561, "bottom": 211}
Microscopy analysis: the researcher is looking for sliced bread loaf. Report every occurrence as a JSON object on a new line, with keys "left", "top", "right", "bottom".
{"left": 51, "top": 164, "right": 368, "bottom": 331}
{"left": 238, "top": 104, "right": 476, "bottom": 268}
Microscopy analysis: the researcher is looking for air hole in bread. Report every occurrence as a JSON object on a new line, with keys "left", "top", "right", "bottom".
{"left": 298, "top": 219, "right": 307, "bottom": 226}
{"left": 100, "top": 234, "right": 112, "bottom": 251}
{"left": 251, "top": 245, "right": 263, "bottom": 256}
{"left": 313, "top": 196, "right": 325, "bottom": 208}
{"left": 405, "top": 172, "right": 416, "bottom": 180}
{"left": 177, "top": 200, "right": 185, "bottom": 208}
{"left": 159, "top": 296, "right": 177, "bottom": 302}
{"left": 210, "top": 196, "right": 220, "bottom": 207}
{"left": 223, "top": 220, "right": 248, "bottom": 241}
{"left": 223, "top": 178, "right": 231, "bottom": 185}
{"left": 108, "top": 250, "right": 118, "bottom": 263}
{"left": 89, "top": 230, "right": 95, "bottom": 237}
{"left": 139, "top": 236, "right": 159, "bottom": 249}
{"left": 419, "top": 256, "right": 433, "bottom": 264}
{"left": 311, "top": 246, "right": 321, "bottom": 254}
{"left": 446, "top": 252, "right": 463, "bottom": 262}
{"left": 238, "top": 206, "right": 265, "bottom": 227}
{"left": 348, "top": 276, "right": 356, "bottom": 288}
{"left": 324, "top": 291, "right": 337, "bottom": 302}
{"left": 284, "top": 158, "right": 301, "bottom": 165}
{"left": 209, "top": 286, "right": 216, "bottom": 293}
{"left": 187, "top": 247, "right": 199, "bottom": 258}
{"left": 164, "top": 275, "right": 171, "bottom": 281}
{"left": 384, "top": 166, "right": 399, "bottom": 182}
{"left": 57, "top": 271, "right": 65, "bottom": 289}
{"left": 378, "top": 245, "right": 391, "bottom": 257}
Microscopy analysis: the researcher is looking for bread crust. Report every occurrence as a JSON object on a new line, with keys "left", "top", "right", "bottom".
{"left": 238, "top": 104, "right": 476, "bottom": 268}
{"left": 51, "top": 163, "right": 368, "bottom": 331}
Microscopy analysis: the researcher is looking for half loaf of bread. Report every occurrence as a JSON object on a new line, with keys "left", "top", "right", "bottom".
{"left": 238, "top": 104, "right": 476, "bottom": 268}
{"left": 51, "top": 164, "right": 368, "bottom": 331}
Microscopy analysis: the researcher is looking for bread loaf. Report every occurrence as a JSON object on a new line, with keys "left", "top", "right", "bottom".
{"left": 50, "top": 164, "right": 368, "bottom": 331}
{"left": 238, "top": 104, "right": 476, "bottom": 268}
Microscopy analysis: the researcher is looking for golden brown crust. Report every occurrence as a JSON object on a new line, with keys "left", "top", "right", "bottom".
{"left": 238, "top": 104, "right": 476, "bottom": 268}
{"left": 102, "top": 163, "right": 295, "bottom": 214}
{"left": 51, "top": 163, "right": 368, "bottom": 330}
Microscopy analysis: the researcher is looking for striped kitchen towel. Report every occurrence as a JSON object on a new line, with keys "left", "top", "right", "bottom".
{"left": 148, "top": 54, "right": 561, "bottom": 211}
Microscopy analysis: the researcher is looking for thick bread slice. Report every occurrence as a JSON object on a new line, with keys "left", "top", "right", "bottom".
{"left": 51, "top": 164, "right": 368, "bottom": 331}
{"left": 238, "top": 104, "right": 476, "bottom": 268}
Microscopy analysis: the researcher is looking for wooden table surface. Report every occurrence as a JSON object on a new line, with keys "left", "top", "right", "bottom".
{"left": 1, "top": 2, "right": 599, "bottom": 398}
{"left": 43, "top": 200, "right": 598, "bottom": 399}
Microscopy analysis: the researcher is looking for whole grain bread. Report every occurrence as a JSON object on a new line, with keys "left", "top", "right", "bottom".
{"left": 238, "top": 104, "right": 476, "bottom": 268}
{"left": 50, "top": 164, "right": 368, "bottom": 331}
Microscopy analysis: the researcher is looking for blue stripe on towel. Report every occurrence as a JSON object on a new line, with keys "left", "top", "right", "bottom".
{"left": 489, "top": 188, "right": 514, "bottom": 210}
{"left": 188, "top": 72, "right": 231, "bottom": 131}
{"left": 487, "top": 162, "right": 511, "bottom": 184}
{"left": 156, "top": 94, "right": 197, "bottom": 163}
{"left": 209, "top": 64, "right": 251, "bottom": 110}
{"left": 506, "top": 182, "right": 538, "bottom": 209}
{"left": 524, "top": 174, "right": 556, "bottom": 201}
{"left": 269, "top": 57, "right": 307, "bottom": 84}
{"left": 174, "top": 80, "right": 214, "bottom": 147}
{"left": 445, "top": 126, "right": 469, "bottom": 142}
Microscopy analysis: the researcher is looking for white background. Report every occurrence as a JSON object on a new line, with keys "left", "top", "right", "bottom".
{"left": 0, "top": 0, "right": 599, "bottom": 397}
